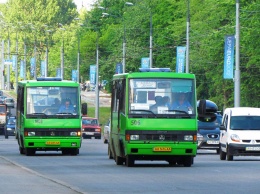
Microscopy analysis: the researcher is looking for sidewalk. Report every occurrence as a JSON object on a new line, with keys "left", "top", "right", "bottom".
{"left": 0, "top": 156, "right": 82, "bottom": 194}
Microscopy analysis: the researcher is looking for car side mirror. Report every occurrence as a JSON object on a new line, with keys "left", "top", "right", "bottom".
{"left": 219, "top": 124, "right": 226, "bottom": 131}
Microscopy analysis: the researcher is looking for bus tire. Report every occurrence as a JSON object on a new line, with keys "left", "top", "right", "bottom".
{"left": 183, "top": 156, "right": 192, "bottom": 167}
{"left": 19, "top": 147, "right": 25, "bottom": 155}
{"left": 108, "top": 144, "right": 113, "bottom": 159}
{"left": 116, "top": 156, "right": 124, "bottom": 165}
{"left": 126, "top": 155, "right": 134, "bottom": 167}
{"left": 25, "top": 148, "right": 35, "bottom": 156}
{"left": 62, "top": 149, "right": 70, "bottom": 155}
{"left": 71, "top": 148, "right": 79, "bottom": 156}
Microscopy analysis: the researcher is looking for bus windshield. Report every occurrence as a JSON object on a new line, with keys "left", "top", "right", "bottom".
{"left": 26, "top": 86, "right": 79, "bottom": 116}
{"left": 129, "top": 78, "right": 195, "bottom": 115}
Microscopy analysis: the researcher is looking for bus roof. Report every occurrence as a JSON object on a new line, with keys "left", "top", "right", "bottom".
{"left": 113, "top": 72, "right": 195, "bottom": 80}
{"left": 18, "top": 80, "right": 79, "bottom": 87}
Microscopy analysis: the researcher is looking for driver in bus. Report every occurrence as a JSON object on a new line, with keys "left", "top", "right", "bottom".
{"left": 58, "top": 98, "right": 74, "bottom": 113}
{"left": 171, "top": 93, "right": 193, "bottom": 113}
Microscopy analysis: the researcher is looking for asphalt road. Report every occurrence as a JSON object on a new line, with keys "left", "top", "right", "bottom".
{"left": 1, "top": 136, "right": 260, "bottom": 194}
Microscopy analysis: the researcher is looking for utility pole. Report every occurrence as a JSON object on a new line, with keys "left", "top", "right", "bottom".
{"left": 234, "top": 0, "right": 240, "bottom": 107}
{"left": 95, "top": 36, "right": 99, "bottom": 120}
{"left": 186, "top": 0, "right": 190, "bottom": 73}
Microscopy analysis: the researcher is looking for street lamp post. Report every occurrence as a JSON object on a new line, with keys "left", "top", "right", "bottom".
{"left": 59, "top": 24, "right": 65, "bottom": 79}
{"left": 126, "top": 2, "right": 152, "bottom": 68}
{"left": 74, "top": 18, "right": 82, "bottom": 83}
{"left": 234, "top": 0, "right": 240, "bottom": 107}
{"left": 186, "top": 0, "right": 190, "bottom": 73}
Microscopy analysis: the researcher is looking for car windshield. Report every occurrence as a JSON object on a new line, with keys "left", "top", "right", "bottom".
{"left": 82, "top": 118, "right": 98, "bottom": 125}
{"left": 128, "top": 78, "right": 195, "bottom": 117}
{"left": 230, "top": 116, "right": 260, "bottom": 130}
{"left": 8, "top": 118, "right": 16, "bottom": 124}
{"left": 198, "top": 116, "right": 221, "bottom": 128}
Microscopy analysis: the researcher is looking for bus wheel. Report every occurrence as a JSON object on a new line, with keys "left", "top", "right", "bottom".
{"left": 19, "top": 147, "right": 25, "bottom": 155}
{"left": 116, "top": 156, "right": 124, "bottom": 165}
{"left": 25, "top": 148, "right": 35, "bottom": 156}
{"left": 62, "top": 149, "right": 70, "bottom": 155}
{"left": 126, "top": 155, "right": 134, "bottom": 167}
{"left": 183, "top": 156, "right": 192, "bottom": 167}
{"left": 108, "top": 144, "right": 113, "bottom": 159}
{"left": 70, "top": 148, "right": 79, "bottom": 156}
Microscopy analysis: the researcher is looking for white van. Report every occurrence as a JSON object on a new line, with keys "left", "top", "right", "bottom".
{"left": 219, "top": 107, "right": 260, "bottom": 161}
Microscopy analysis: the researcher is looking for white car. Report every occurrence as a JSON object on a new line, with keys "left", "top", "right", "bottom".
{"left": 219, "top": 107, "right": 260, "bottom": 161}
{"left": 103, "top": 119, "right": 110, "bottom": 144}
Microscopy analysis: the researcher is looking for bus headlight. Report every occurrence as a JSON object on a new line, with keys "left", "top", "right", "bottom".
{"left": 184, "top": 135, "right": 193, "bottom": 141}
{"left": 70, "top": 131, "right": 81, "bottom": 136}
{"left": 28, "top": 132, "right": 35, "bottom": 136}
{"left": 130, "top": 135, "right": 139, "bottom": 140}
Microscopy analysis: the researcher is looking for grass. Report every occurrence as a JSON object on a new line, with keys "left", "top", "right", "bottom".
{"left": 85, "top": 107, "right": 111, "bottom": 126}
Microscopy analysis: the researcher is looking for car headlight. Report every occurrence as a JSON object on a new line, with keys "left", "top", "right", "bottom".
{"left": 95, "top": 128, "right": 101, "bottom": 132}
{"left": 197, "top": 133, "right": 203, "bottom": 141}
{"left": 230, "top": 134, "right": 240, "bottom": 142}
{"left": 7, "top": 127, "right": 13, "bottom": 131}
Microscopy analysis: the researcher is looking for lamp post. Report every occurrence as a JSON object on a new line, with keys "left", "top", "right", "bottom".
{"left": 102, "top": 2, "right": 133, "bottom": 73}
{"left": 126, "top": 1, "right": 152, "bottom": 68}
{"left": 59, "top": 23, "right": 65, "bottom": 79}
{"left": 186, "top": 0, "right": 190, "bottom": 73}
{"left": 45, "top": 29, "right": 51, "bottom": 77}
{"left": 74, "top": 18, "right": 82, "bottom": 83}
{"left": 95, "top": 34, "right": 99, "bottom": 120}
{"left": 234, "top": 0, "right": 240, "bottom": 107}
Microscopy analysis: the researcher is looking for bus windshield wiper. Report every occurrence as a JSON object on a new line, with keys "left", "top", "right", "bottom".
{"left": 27, "top": 113, "right": 48, "bottom": 118}
{"left": 130, "top": 109, "right": 156, "bottom": 117}
{"left": 56, "top": 112, "right": 73, "bottom": 115}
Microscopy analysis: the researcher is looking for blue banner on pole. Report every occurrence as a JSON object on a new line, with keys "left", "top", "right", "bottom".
{"left": 72, "top": 70, "right": 77, "bottom": 81}
{"left": 115, "top": 63, "right": 123, "bottom": 74}
{"left": 41, "top": 60, "right": 46, "bottom": 77}
{"left": 141, "top": 58, "right": 150, "bottom": 68}
{"left": 30, "top": 57, "right": 36, "bottom": 77}
{"left": 176, "top": 46, "right": 186, "bottom": 73}
{"left": 56, "top": 68, "right": 61, "bottom": 78}
{"left": 90, "top": 65, "right": 96, "bottom": 84}
{"left": 12, "top": 55, "right": 17, "bottom": 71}
{"left": 20, "top": 60, "right": 24, "bottom": 78}
{"left": 223, "top": 35, "right": 235, "bottom": 79}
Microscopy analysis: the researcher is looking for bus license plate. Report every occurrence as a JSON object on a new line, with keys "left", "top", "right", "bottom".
{"left": 46, "top": 141, "right": 60, "bottom": 145}
{"left": 153, "top": 147, "right": 171, "bottom": 152}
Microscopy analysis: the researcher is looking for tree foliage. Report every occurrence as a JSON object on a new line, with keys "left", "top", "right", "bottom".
{"left": 0, "top": 0, "right": 260, "bottom": 111}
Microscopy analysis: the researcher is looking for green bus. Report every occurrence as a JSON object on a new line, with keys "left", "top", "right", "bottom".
{"left": 109, "top": 68, "right": 215, "bottom": 167}
{"left": 16, "top": 77, "right": 85, "bottom": 156}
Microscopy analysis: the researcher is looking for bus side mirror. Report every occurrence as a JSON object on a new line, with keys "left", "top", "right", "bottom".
{"left": 81, "top": 103, "right": 88, "bottom": 116}
{"left": 197, "top": 99, "right": 218, "bottom": 122}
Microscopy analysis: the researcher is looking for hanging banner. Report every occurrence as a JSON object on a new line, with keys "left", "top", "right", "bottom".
{"left": 223, "top": 35, "right": 235, "bottom": 79}
{"left": 12, "top": 55, "right": 17, "bottom": 71}
{"left": 40, "top": 60, "right": 46, "bottom": 77}
{"left": 90, "top": 65, "right": 96, "bottom": 84}
{"left": 30, "top": 57, "right": 36, "bottom": 78}
{"left": 115, "top": 63, "right": 123, "bottom": 74}
{"left": 20, "top": 60, "right": 24, "bottom": 78}
{"left": 72, "top": 70, "right": 77, "bottom": 81}
{"left": 141, "top": 58, "right": 150, "bottom": 68}
{"left": 56, "top": 68, "right": 61, "bottom": 78}
{"left": 176, "top": 46, "right": 186, "bottom": 73}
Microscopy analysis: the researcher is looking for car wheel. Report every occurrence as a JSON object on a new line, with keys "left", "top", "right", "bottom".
{"left": 216, "top": 148, "right": 220, "bottom": 154}
{"left": 104, "top": 139, "right": 108, "bottom": 144}
{"left": 226, "top": 146, "right": 233, "bottom": 161}
{"left": 219, "top": 148, "right": 226, "bottom": 160}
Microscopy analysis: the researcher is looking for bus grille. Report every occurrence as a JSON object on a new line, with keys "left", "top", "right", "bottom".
{"left": 24, "top": 128, "right": 80, "bottom": 137}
